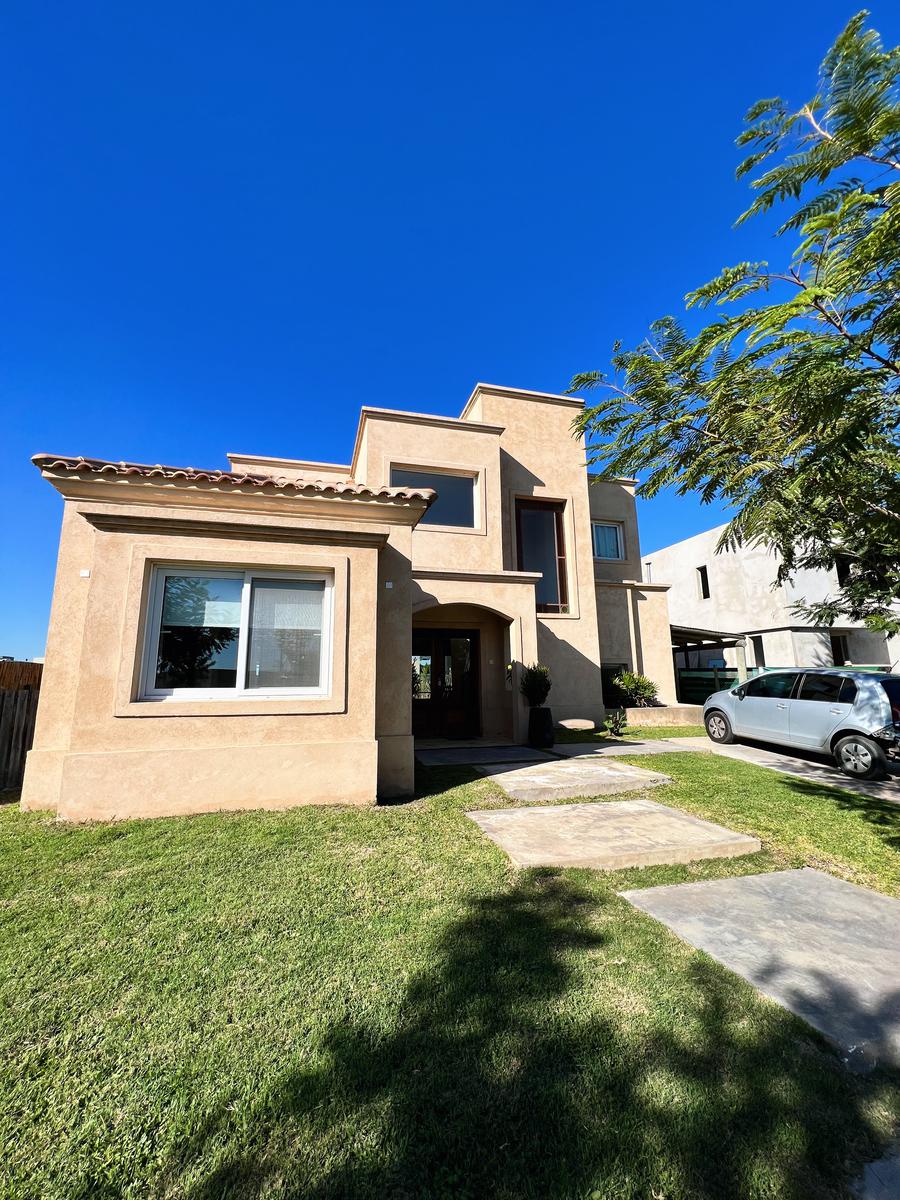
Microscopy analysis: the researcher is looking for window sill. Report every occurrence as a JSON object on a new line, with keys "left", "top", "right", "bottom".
{"left": 115, "top": 694, "right": 346, "bottom": 718}
{"left": 415, "top": 523, "right": 486, "bottom": 536}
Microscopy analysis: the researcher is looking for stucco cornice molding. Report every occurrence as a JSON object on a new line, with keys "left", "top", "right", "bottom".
{"left": 80, "top": 508, "right": 390, "bottom": 549}
{"left": 460, "top": 382, "right": 585, "bottom": 420}
{"left": 594, "top": 579, "right": 671, "bottom": 592}
{"left": 413, "top": 568, "right": 541, "bottom": 586}
{"left": 226, "top": 452, "right": 352, "bottom": 473}
{"left": 350, "top": 408, "right": 505, "bottom": 474}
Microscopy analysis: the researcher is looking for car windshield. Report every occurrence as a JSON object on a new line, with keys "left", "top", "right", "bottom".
{"left": 881, "top": 678, "right": 900, "bottom": 722}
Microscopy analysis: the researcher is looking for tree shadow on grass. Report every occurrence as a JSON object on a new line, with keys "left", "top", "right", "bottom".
{"left": 781, "top": 774, "right": 900, "bottom": 854}
{"left": 167, "top": 871, "right": 894, "bottom": 1200}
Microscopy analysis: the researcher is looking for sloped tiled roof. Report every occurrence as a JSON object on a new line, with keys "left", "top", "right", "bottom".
{"left": 32, "top": 454, "right": 436, "bottom": 507}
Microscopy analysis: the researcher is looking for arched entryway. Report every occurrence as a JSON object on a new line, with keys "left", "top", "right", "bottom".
{"left": 412, "top": 603, "right": 514, "bottom": 740}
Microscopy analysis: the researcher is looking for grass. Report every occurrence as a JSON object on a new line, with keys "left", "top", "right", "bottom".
{"left": 1, "top": 753, "right": 899, "bottom": 1199}
{"left": 555, "top": 723, "right": 706, "bottom": 742}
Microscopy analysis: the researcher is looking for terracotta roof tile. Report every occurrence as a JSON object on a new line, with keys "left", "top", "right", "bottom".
{"left": 32, "top": 454, "right": 436, "bottom": 507}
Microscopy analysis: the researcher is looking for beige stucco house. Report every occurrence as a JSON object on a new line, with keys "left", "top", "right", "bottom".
{"left": 22, "top": 383, "right": 676, "bottom": 821}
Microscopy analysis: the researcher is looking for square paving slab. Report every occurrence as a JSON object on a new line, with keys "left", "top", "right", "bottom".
{"left": 473, "top": 757, "right": 671, "bottom": 802}
{"left": 621, "top": 868, "right": 900, "bottom": 1068}
{"left": 467, "top": 797, "right": 761, "bottom": 869}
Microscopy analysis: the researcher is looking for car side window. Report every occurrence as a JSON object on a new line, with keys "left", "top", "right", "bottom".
{"left": 838, "top": 677, "right": 858, "bottom": 704}
{"left": 798, "top": 674, "right": 845, "bottom": 703}
{"left": 744, "top": 672, "right": 799, "bottom": 699}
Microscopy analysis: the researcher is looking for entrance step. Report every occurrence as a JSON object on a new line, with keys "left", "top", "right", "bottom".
{"left": 468, "top": 797, "right": 761, "bottom": 870}
{"left": 416, "top": 745, "right": 554, "bottom": 767}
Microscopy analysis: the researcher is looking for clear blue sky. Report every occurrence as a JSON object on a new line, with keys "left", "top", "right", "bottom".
{"left": 2, "top": 2, "right": 896, "bottom": 658}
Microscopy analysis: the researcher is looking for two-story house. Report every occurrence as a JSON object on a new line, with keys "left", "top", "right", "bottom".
{"left": 22, "top": 383, "right": 676, "bottom": 821}
{"left": 645, "top": 524, "right": 895, "bottom": 672}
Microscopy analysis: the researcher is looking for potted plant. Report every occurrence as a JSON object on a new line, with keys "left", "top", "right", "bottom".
{"left": 520, "top": 663, "right": 554, "bottom": 748}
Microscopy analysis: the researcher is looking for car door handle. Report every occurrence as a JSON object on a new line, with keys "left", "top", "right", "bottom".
{"left": 777, "top": 703, "right": 788, "bottom": 709}
{"left": 829, "top": 707, "right": 843, "bottom": 714}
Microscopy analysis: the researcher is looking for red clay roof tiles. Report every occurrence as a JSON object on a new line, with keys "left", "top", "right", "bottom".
{"left": 32, "top": 453, "right": 436, "bottom": 507}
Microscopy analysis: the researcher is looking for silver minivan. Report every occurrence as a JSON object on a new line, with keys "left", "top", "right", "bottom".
{"left": 703, "top": 669, "right": 900, "bottom": 780}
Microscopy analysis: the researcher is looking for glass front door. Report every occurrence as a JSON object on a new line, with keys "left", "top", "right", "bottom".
{"left": 412, "top": 629, "right": 481, "bottom": 739}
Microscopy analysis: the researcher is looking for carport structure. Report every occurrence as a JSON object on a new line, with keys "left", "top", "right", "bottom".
{"left": 671, "top": 625, "right": 748, "bottom": 704}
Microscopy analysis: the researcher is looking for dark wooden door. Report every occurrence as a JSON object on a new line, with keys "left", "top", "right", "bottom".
{"left": 411, "top": 629, "right": 481, "bottom": 739}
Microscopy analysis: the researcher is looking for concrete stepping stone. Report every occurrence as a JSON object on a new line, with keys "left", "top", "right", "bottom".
{"left": 472, "top": 756, "right": 671, "bottom": 802}
{"left": 467, "top": 797, "right": 761, "bottom": 869}
{"left": 621, "top": 868, "right": 900, "bottom": 1069}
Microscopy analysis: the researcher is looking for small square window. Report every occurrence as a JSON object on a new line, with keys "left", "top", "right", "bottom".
{"left": 592, "top": 522, "right": 624, "bottom": 560}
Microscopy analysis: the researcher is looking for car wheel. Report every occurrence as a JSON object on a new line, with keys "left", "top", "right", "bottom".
{"left": 705, "top": 710, "right": 735, "bottom": 744}
{"left": 833, "top": 735, "right": 889, "bottom": 781}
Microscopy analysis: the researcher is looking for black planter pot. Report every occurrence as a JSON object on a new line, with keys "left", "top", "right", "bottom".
{"left": 527, "top": 706, "right": 555, "bottom": 749}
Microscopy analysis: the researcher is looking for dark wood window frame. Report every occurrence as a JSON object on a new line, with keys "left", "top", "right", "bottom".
{"left": 515, "top": 498, "right": 569, "bottom": 614}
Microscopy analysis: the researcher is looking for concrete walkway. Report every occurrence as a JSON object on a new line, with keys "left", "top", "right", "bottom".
{"left": 622, "top": 868, "right": 900, "bottom": 1069}
{"left": 676, "top": 737, "right": 900, "bottom": 805}
{"left": 468, "top": 798, "right": 760, "bottom": 869}
{"left": 557, "top": 735, "right": 900, "bottom": 804}
{"left": 471, "top": 756, "right": 671, "bottom": 803}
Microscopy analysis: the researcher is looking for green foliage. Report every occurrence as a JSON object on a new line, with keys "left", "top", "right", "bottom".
{"left": 604, "top": 707, "right": 629, "bottom": 736}
{"left": 612, "top": 670, "right": 659, "bottom": 707}
{"left": 519, "top": 662, "right": 552, "bottom": 707}
{"left": 570, "top": 11, "right": 900, "bottom": 632}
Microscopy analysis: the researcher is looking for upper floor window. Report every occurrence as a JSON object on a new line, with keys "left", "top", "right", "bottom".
{"left": 390, "top": 467, "right": 476, "bottom": 528}
{"left": 697, "top": 564, "right": 711, "bottom": 599}
{"left": 142, "top": 567, "right": 332, "bottom": 699}
{"left": 515, "top": 499, "right": 569, "bottom": 614}
{"left": 592, "top": 521, "right": 624, "bottom": 560}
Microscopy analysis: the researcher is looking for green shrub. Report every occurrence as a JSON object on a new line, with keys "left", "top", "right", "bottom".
{"left": 604, "top": 707, "right": 628, "bottom": 736}
{"left": 519, "top": 663, "right": 552, "bottom": 708}
{"left": 612, "top": 670, "right": 658, "bottom": 707}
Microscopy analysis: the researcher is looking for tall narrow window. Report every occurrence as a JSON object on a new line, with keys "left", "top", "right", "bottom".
{"left": 245, "top": 578, "right": 325, "bottom": 689}
{"left": 697, "top": 564, "right": 711, "bottom": 599}
{"left": 516, "top": 500, "right": 568, "bottom": 613}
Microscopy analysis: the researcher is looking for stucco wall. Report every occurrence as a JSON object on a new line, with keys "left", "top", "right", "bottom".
{"left": 22, "top": 486, "right": 418, "bottom": 819}
{"left": 474, "top": 387, "right": 607, "bottom": 725}
{"left": 353, "top": 411, "right": 504, "bottom": 576}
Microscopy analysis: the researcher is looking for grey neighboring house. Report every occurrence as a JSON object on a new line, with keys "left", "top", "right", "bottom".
{"left": 644, "top": 524, "right": 897, "bottom": 672}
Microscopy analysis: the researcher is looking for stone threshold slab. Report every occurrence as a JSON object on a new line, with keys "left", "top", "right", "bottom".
{"left": 472, "top": 757, "right": 671, "bottom": 803}
{"left": 467, "top": 798, "right": 761, "bottom": 870}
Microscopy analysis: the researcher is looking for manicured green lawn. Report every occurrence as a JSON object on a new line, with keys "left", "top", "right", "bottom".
{"left": 556, "top": 724, "right": 706, "bottom": 742}
{"left": 1, "top": 753, "right": 898, "bottom": 1199}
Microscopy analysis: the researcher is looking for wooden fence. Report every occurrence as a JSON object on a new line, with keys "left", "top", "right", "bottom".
{"left": 0, "top": 662, "right": 43, "bottom": 791}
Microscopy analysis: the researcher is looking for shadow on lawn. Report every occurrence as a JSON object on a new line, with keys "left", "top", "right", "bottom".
{"left": 169, "top": 871, "right": 890, "bottom": 1200}
{"left": 782, "top": 773, "right": 900, "bottom": 855}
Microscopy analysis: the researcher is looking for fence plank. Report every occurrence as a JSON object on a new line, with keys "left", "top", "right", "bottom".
{"left": 0, "top": 686, "right": 40, "bottom": 790}
{"left": 0, "top": 661, "right": 42, "bottom": 692}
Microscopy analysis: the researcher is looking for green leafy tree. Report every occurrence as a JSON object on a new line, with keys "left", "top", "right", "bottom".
{"left": 570, "top": 11, "right": 900, "bottom": 633}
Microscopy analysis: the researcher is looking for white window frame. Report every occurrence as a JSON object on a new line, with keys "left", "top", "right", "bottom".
{"left": 140, "top": 565, "right": 334, "bottom": 701}
{"left": 591, "top": 520, "right": 624, "bottom": 561}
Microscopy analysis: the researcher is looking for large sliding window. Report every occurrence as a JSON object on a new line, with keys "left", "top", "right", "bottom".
{"left": 142, "top": 567, "right": 332, "bottom": 699}
{"left": 515, "top": 499, "right": 569, "bottom": 613}
{"left": 390, "top": 467, "right": 476, "bottom": 528}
